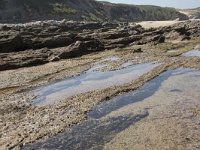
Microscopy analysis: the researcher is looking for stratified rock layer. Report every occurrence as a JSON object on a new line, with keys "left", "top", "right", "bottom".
{"left": 0, "top": 20, "right": 200, "bottom": 71}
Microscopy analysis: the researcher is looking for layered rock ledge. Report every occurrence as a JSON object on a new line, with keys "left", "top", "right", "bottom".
{"left": 0, "top": 20, "right": 200, "bottom": 71}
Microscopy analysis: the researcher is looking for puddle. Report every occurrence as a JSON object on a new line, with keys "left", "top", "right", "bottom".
{"left": 182, "top": 50, "right": 200, "bottom": 57}
{"left": 22, "top": 68, "right": 200, "bottom": 149}
{"left": 88, "top": 68, "right": 200, "bottom": 119}
{"left": 32, "top": 62, "right": 159, "bottom": 106}
{"left": 21, "top": 112, "right": 148, "bottom": 150}
{"left": 88, "top": 71, "right": 171, "bottom": 119}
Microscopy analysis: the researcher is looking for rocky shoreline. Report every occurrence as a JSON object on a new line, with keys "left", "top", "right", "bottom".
{"left": 1, "top": 20, "right": 200, "bottom": 71}
{"left": 0, "top": 20, "right": 200, "bottom": 149}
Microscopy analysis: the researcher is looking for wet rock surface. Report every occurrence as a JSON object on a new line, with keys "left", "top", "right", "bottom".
{"left": 22, "top": 112, "right": 148, "bottom": 150}
{"left": 88, "top": 69, "right": 173, "bottom": 119}
{"left": 104, "top": 68, "right": 200, "bottom": 150}
{"left": 0, "top": 20, "right": 200, "bottom": 150}
{"left": 21, "top": 68, "right": 200, "bottom": 150}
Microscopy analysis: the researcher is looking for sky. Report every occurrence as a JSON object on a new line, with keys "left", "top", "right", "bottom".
{"left": 97, "top": 0, "right": 200, "bottom": 9}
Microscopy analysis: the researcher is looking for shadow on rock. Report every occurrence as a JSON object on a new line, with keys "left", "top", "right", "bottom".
{"left": 22, "top": 112, "right": 148, "bottom": 150}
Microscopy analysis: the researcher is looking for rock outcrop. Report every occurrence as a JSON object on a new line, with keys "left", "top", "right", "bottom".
{"left": 0, "top": 20, "right": 200, "bottom": 71}
{"left": 179, "top": 8, "right": 200, "bottom": 19}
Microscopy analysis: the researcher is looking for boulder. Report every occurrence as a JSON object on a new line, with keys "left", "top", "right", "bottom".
{"left": 42, "top": 35, "right": 73, "bottom": 49}
{"left": 0, "top": 32, "right": 23, "bottom": 53}
{"left": 157, "top": 35, "right": 165, "bottom": 43}
{"left": 0, "top": 48, "right": 51, "bottom": 71}
{"left": 58, "top": 40, "right": 105, "bottom": 59}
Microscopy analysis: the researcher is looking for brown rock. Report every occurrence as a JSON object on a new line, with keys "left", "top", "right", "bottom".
{"left": 58, "top": 40, "right": 105, "bottom": 59}
{"left": 0, "top": 32, "right": 23, "bottom": 53}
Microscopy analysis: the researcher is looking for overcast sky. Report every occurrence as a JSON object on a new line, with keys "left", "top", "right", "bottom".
{"left": 97, "top": 0, "right": 200, "bottom": 9}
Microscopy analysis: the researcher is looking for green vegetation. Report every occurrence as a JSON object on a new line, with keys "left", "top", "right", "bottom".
{"left": 51, "top": 3, "right": 76, "bottom": 14}
{"left": 82, "top": 12, "right": 106, "bottom": 22}
{"left": 138, "top": 6, "right": 185, "bottom": 20}
{"left": 109, "top": 4, "right": 188, "bottom": 21}
{"left": 179, "top": 8, "right": 200, "bottom": 19}
{"left": 0, "top": 0, "right": 189, "bottom": 23}
{"left": 82, "top": 14, "right": 94, "bottom": 21}
{"left": 22, "top": 0, "right": 76, "bottom": 14}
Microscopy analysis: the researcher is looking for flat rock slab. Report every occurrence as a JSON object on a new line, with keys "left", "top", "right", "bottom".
{"left": 22, "top": 68, "right": 200, "bottom": 150}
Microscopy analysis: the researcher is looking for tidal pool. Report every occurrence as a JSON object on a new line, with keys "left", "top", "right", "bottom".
{"left": 32, "top": 62, "right": 159, "bottom": 106}
{"left": 182, "top": 50, "right": 200, "bottom": 57}
{"left": 23, "top": 68, "right": 200, "bottom": 150}
{"left": 88, "top": 68, "right": 200, "bottom": 119}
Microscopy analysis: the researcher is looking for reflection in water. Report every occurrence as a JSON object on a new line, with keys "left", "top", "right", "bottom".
{"left": 182, "top": 50, "right": 200, "bottom": 57}
{"left": 32, "top": 62, "right": 159, "bottom": 106}
{"left": 88, "top": 70, "right": 171, "bottom": 119}
{"left": 23, "top": 68, "right": 200, "bottom": 150}
{"left": 88, "top": 68, "right": 199, "bottom": 119}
